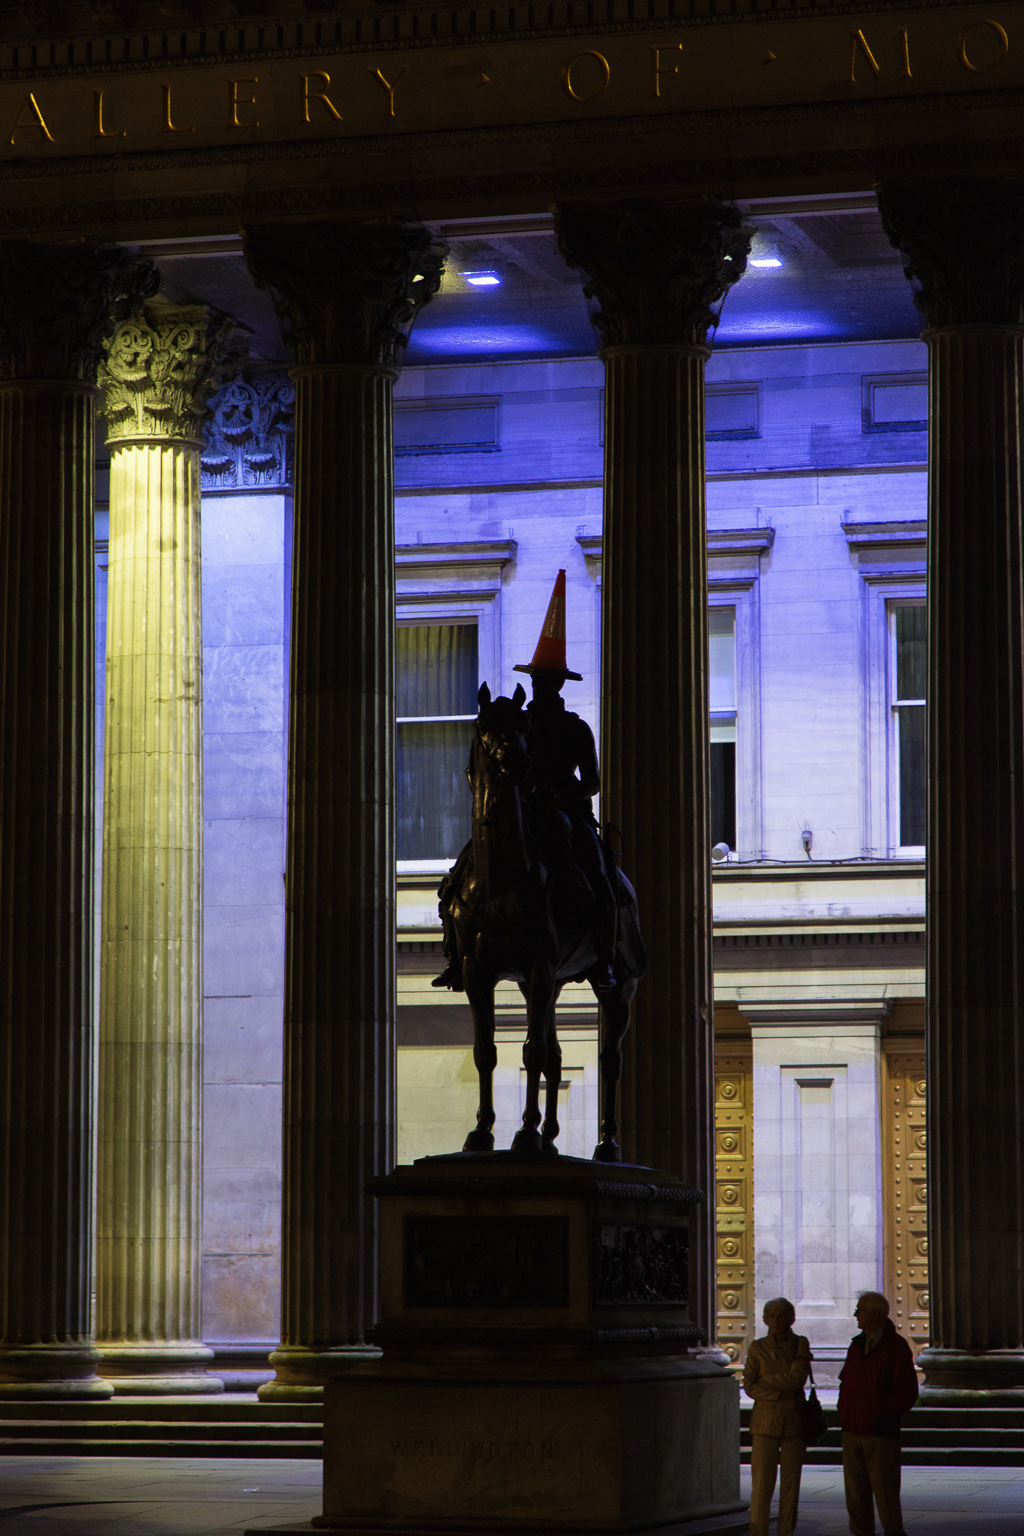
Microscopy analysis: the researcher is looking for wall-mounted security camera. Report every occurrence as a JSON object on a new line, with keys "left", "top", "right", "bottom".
{"left": 711, "top": 842, "right": 731, "bottom": 863}
{"left": 801, "top": 827, "right": 813, "bottom": 858}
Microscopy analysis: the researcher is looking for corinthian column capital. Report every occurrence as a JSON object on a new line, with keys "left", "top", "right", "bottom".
{"left": 243, "top": 220, "right": 446, "bottom": 369}
{"left": 0, "top": 241, "right": 156, "bottom": 384}
{"left": 554, "top": 199, "right": 751, "bottom": 350}
{"left": 100, "top": 304, "right": 241, "bottom": 446}
{"left": 877, "top": 179, "right": 1024, "bottom": 329}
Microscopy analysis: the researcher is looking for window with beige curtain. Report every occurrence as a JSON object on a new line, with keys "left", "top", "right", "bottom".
{"left": 397, "top": 622, "right": 478, "bottom": 861}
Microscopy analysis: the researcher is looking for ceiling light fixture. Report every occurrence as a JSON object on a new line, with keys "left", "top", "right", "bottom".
{"left": 465, "top": 271, "right": 501, "bottom": 286}
{"left": 749, "top": 256, "right": 783, "bottom": 268}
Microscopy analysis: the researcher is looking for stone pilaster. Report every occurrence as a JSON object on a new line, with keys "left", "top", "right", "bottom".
{"left": 0, "top": 241, "right": 153, "bottom": 1399}
{"left": 96, "top": 303, "right": 232, "bottom": 1394}
{"left": 878, "top": 179, "right": 1024, "bottom": 1400}
{"left": 556, "top": 200, "right": 750, "bottom": 1350}
{"left": 243, "top": 221, "right": 443, "bottom": 1399}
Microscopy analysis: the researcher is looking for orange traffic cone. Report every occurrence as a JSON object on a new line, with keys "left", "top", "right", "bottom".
{"left": 513, "top": 569, "right": 583, "bottom": 681}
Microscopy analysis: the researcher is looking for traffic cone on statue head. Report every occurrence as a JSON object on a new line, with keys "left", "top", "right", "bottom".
{"left": 514, "top": 569, "right": 583, "bottom": 681}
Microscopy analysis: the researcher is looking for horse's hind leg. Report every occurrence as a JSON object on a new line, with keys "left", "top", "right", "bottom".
{"left": 512, "top": 963, "right": 556, "bottom": 1154}
{"left": 593, "top": 980, "right": 636, "bottom": 1163}
{"left": 541, "top": 1024, "right": 562, "bottom": 1153}
{"left": 463, "top": 961, "right": 497, "bottom": 1153}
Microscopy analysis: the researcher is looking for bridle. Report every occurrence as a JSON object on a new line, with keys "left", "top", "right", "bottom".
{"left": 471, "top": 712, "right": 528, "bottom": 826}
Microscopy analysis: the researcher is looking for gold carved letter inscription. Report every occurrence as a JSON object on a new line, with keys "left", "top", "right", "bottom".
{"left": 849, "top": 28, "right": 912, "bottom": 83}
{"left": 162, "top": 84, "right": 195, "bottom": 133}
{"left": 7, "top": 91, "right": 55, "bottom": 145}
{"left": 959, "top": 19, "right": 1009, "bottom": 73}
{"left": 93, "top": 88, "right": 125, "bottom": 138}
{"left": 229, "top": 77, "right": 260, "bottom": 128}
{"left": 651, "top": 44, "right": 684, "bottom": 98}
{"left": 303, "top": 71, "right": 343, "bottom": 123}
{"left": 372, "top": 66, "right": 408, "bottom": 118}
{"left": 561, "top": 51, "right": 611, "bottom": 102}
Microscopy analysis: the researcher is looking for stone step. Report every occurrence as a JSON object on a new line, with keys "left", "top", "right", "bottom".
{"left": 740, "top": 1406, "right": 1024, "bottom": 1428}
{"left": 741, "top": 1426, "right": 1024, "bottom": 1446}
{"left": 0, "top": 1436, "right": 323, "bottom": 1459}
{"left": 0, "top": 1398, "right": 321, "bottom": 1423}
{"left": 0, "top": 1418, "right": 319, "bottom": 1442}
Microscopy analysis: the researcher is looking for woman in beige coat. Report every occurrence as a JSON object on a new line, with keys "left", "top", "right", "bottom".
{"left": 743, "top": 1297, "right": 811, "bottom": 1536}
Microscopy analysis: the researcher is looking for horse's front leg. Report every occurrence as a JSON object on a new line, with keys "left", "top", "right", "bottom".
{"left": 463, "top": 959, "right": 497, "bottom": 1153}
{"left": 512, "top": 961, "right": 556, "bottom": 1154}
{"left": 541, "top": 1017, "right": 562, "bottom": 1154}
{"left": 592, "top": 978, "right": 636, "bottom": 1163}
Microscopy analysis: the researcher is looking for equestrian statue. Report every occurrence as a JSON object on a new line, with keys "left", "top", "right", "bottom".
{"left": 432, "top": 570, "right": 646, "bottom": 1161}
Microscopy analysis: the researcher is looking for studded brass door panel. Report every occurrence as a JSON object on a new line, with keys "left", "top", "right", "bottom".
{"left": 882, "top": 1044, "right": 929, "bottom": 1358}
{"left": 715, "top": 1046, "right": 754, "bottom": 1368}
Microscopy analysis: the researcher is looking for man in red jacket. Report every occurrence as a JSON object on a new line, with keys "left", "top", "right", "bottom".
{"left": 838, "top": 1291, "right": 919, "bottom": 1536}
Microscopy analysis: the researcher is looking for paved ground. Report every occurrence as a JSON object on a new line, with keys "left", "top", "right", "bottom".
{"left": 0, "top": 1458, "right": 1023, "bottom": 1534}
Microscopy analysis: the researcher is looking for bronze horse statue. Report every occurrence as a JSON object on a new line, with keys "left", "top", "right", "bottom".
{"left": 447, "top": 683, "right": 646, "bottom": 1161}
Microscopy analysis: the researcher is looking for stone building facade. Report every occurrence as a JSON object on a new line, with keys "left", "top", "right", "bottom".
{"left": 0, "top": 0, "right": 1020, "bottom": 1416}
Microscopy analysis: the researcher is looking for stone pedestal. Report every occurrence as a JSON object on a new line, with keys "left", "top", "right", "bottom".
{"left": 95, "top": 303, "right": 231, "bottom": 1394}
{"left": 305, "top": 1156, "right": 739, "bottom": 1535}
{"left": 554, "top": 202, "right": 750, "bottom": 1351}
{"left": 0, "top": 242, "right": 151, "bottom": 1400}
{"left": 879, "top": 180, "right": 1024, "bottom": 1401}
{"left": 243, "top": 222, "right": 444, "bottom": 1400}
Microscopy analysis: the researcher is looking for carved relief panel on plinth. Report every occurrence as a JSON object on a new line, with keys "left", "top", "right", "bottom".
{"left": 715, "top": 1043, "right": 755, "bottom": 1368}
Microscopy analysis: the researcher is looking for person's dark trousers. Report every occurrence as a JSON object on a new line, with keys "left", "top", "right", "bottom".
{"left": 842, "top": 1432, "right": 906, "bottom": 1536}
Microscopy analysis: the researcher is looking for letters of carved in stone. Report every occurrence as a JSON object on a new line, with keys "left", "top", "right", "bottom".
{"left": 100, "top": 303, "right": 238, "bottom": 444}
{"left": 0, "top": 241, "right": 156, "bottom": 382}
{"left": 243, "top": 220, "right": 446, "bottom": 369}
{"left": 201, "top": 372, "right": 295, "bottom": 490}
{"left": 404, "top": 1216, "right": 569, "bottom": 1309}
{"left": 593, "top": 1222, "right": 689, "bottom": 1306}
{"left": 554, "top": 199, "right": 752, "bottom": 350}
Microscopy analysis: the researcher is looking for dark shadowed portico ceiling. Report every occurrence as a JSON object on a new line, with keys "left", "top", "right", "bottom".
{"left": 147, "top": 193, "right": 921, "bottom": 368}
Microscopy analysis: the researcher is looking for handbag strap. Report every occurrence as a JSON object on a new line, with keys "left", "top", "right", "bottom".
{"left": 807, "top": 1355, "right": 816, "bottom": 1389}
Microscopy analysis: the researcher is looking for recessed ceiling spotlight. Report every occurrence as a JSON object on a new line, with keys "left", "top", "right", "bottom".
{"left": 464, "top": 271, "right": 501, "bottom": 286}
{"left": 749, "top": 256, "right": 783, "bottom": 269}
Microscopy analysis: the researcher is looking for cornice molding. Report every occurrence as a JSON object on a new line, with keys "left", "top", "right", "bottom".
{"left": 0, "top": 1, "right": 996, "bottom": 73}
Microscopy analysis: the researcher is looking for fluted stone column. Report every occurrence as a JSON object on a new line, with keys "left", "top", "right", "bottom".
{"left": 556, "top": 201, "right": 749, "bottom": 1349}
{"left": 0, "top": 242, "right": 153, "bottom": 1399}
{"left": 96, "top": 304, "right": 232, "bottom": 1394}
{"left": 244, "top": 222, "right": 444, "bottom": 1399}
{"left": 879, "top": 181, "right": 1024, "bottom": 1401}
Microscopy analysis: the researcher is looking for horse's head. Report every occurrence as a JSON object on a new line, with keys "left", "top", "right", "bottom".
{"left": 470, "top": 682, "right": 529, "bottom": 824}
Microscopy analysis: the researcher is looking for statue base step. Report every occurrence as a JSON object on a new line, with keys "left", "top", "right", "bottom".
{"left": 305, "top": 1152, "right": 739, "bottom": 1533}
{"left": 315, "top": 1352, "right": 742, "bottom": 1533}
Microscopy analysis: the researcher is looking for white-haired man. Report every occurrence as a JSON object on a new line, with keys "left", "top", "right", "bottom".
{"left": 838, "top": 1291, "right": 919, "bottom": 1536}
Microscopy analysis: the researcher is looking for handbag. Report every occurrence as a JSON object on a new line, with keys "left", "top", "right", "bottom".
{"left": 799, "top": 1359, "right": 829, "bottom": 1447}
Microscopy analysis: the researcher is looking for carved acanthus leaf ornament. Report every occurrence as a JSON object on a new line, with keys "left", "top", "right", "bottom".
{"left": 100, "top": 303, "right": 240, "bottom": 444}
{"left": 554, "top": 199, "right": 752, "bottom": 350}
{"left": 0, "top": 241, "right": 157, "bottom": 383}
{"left": 201, "top": 371, "right": 295, "bottom": 489}
{"left": 878, "top": 180, "right": 1024, "bottom": 329}
{"left": 242, "top": 220, "right": 446, "bottom": 369}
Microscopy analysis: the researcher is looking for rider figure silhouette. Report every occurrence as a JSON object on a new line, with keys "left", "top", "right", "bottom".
{"left": 432, "top": 570, "right": 619, "bottom": 993}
